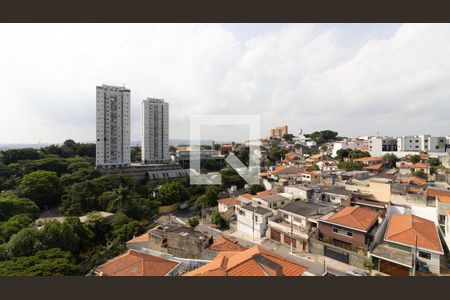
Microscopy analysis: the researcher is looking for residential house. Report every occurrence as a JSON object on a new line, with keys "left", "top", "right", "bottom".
{"left": 317, "top": 206, "right": 380, "bottom": 254}
{"left": 218, "top": 197, "right": 239, "bottom": 213}
{"left": 256, "top": 189, "right": 278, "bottom": 196}
{"left": 252, "top": 194, "right": 293, "bottom": 210}
{"left": 268, "top": 202, "right": 336, "bottom": 252}
{"left": 284, "top": 184, "right": 313, "bottom": 201}
{"left": 270, "top": 165, "right": 302, "bottom": 179}
{"left": 281, "top": 152, "right": 303, "bottom": 165}
{"left": 300, "top": 170, "right": 321, "bottom": 185}
{"left": 166, "top": 227, "right": 210, "bottom": 259}
{"left": 209, "top": 234, "right": 248, "bottom": 253}
{"left": 237, "top": 193, "right": 254, "bottom": 205}
{"left": 398, "top": 162, "right": 430, "bottom": 175}
{"left": 444, "top": 209, "right": 450, "bottom": 251}
{"left": 236, "top": 204, "right": 273, "bottom": 238}
{"left": 93, "top": 249, "right": 180, "bottom": 276}
{"left": 401, "top": 176, "right": 427, "bottom": 187}
{"left": 370, "top": 214, "right": 444, "bottom": 276}
{"left": 340, "top": 170, "right": 370, "bottom": 182}
{"left": 184, "top": 245, "right": 308, "bottom": 276}
{"left": 313, "top": 186, "right": 353, "bottom": 207}
{"left": 354, "top": 157, "right": 383, "bottom": 166}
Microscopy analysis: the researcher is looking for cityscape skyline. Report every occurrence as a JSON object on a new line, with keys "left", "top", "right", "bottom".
{"left": 2, "top": 23, "right": 450, "bottom": 144}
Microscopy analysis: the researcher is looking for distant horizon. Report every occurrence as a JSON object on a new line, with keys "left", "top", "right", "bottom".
{"left": 2, "top": 24, "right": 450, "bottom": 143}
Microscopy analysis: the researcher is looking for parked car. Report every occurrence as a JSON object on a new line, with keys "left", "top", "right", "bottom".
{"left": 346, "top": 269, "right": 369, "bottom": 276}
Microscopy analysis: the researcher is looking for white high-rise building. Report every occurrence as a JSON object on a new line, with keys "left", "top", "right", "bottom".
{"left": 141, "top": 98, "right": 169, "bottom": 164}
{"left": 96, "top": 84, "right": 131, "bottom": 168}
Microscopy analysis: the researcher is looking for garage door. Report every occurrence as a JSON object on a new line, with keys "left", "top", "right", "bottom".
{"left": 324, "top": 246, "right": 349, "bottom": 264}
{"left": 270, "top": 229, "right": 281, "bottom": 242}
{"left": 283, "top": 235, "right": 297, "bottom": 248}
{"left": 380, "top": 260, "right": 410, "bottom": 276}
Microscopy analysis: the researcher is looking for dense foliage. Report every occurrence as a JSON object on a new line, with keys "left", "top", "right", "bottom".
{"left": 0, "top": 140, "right": 244, "bottom": 276}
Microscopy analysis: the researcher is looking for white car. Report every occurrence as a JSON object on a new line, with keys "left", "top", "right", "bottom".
{"left": 346, "top": 269, "right": 369, "bottom": 276}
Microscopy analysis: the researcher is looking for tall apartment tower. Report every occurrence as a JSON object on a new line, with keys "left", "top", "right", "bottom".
{"left": 96, "top": 84, "right": 131, "bottom": 168}
{"left": 141, "top": 98, "right": 169, "bottom": 164}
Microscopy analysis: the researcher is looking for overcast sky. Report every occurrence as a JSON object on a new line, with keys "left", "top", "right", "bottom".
{"left": 1, "top": 23, "right": 450, "bottom": 144}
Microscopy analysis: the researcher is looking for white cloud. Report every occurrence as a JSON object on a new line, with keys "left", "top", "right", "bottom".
{"left": 0, "top": 23, "right": 449, "bottom": 144}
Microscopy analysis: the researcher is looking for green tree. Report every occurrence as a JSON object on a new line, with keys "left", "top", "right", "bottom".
{"left": 83, "top": 212, "right": 113, "bottom": 245}
{"left": 187, "top": 216, "right": 199, "bottom": 228}
{"left": 0, "top": 214, "right": 33, "bottom": 243}
{"left": 335, "top": 148, "right": 352, "bottom": 161}
{"left": 309, "top": 130, "right": 338, "bottom": 145}
{"left": 39, "top": 220, "right": 80, "bottom": 254}
{"left": 410, "top": 155, "right": 421, "bottom": 164}
{"left": 0, "top": 248, "right": 80, "bottom": 276}
{"left": 64, "top": 217, "right": 94, "bottom": 252}
{"left": 338, "top": 161, "right": 364, "bottom": 171}
{"left": 6, "top": 228, "right": 43, "bottom": 258}
{"left": 201, "top": 159, "right": 221, "bottom": 172}
{"left": 18, "top": 170, "right": 63, "bottom": 209}
{"left": 247, "top": 184, "right": 264, "bottom": 195}
{"left": 381, "top": 153, "right": 399, "bottom": 168}
{"left": 268, "top": 146, "right": 288, "bottom": 162}
{"left": 363, "top": 259, "right": 375, "bottom": 272}
{"left": 23, "top": 157, "right": 68, "bottom": 176}
{"left": 282, "top": 134, "right": 294, "bottom": 142}
{"left": 211, "top": 209, "right": 228, "bottom": 228}
{"left": 220, "top": 165, "right": 246, "bottom": 188}
{"left": 157, "top": 181, "right": 189, "bottom": 205}
{"left": 412, "top": 170, "right": 428, "bottom": 180}
{"left": 0, "top": 148, "right": 41, "bottom": 165}
{"left": 348, "top": 150, "right": 370, "bottom": 160}
{"left": 428, "top": 157, "right": 440, "bottom": 167}
{"left": 0, "top": 196, "right": 39, "bottom": 222}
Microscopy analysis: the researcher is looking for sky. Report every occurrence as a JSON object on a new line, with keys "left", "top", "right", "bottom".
{"left": 1, "top": 23, "right": 450, "bottom": 144}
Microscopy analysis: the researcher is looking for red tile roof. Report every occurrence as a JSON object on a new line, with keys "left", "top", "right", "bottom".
{"left": 354, "top": 157, "right": 382, "bottom": 162}
{"left": 401, "top": 176, "right": 427, "bottom": 186}
{"left": 238, "top": 193, "right": 253, "bottom": 200}
{"left": 438, "top": 195, "right": 450, "bottom": 203}
{"left": 325, "top": 206, "right": 379, "bottom": 231}
{"left": 184, "top": 246, "right": 307, "bottom": 276}
{"left": 209, "top": 235, "right": 248, "bottom": 252}
{"left": 256, "top": 190, "right": 277, "bottom": 196}
{"left": 126, "top": 233, "right": 150, "bottom": 244}
{"left": 95, "top": 250, "right": 179, "bottom": 276}
{"left": 364, "top": 164, "right": 383, "bottom": 170}
{"left": 399, "top": 162, "right": 429, "bottom": 169}
{"left": 427, "top": 188, "right": 450, "bottom": 198}
{"left": 385, "top": 214, "right": 443, "bottom": 253}
{"left": 218, "top": 197, "right": 238, "bottom": 207}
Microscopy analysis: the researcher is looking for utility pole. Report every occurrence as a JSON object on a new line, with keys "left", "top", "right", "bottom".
{"left": 412, "top": 235, "right": 418, "bottom": 276}
{"left": 252, "top": 210, "right": 255, "bottom": 241}
{"left": 290, "top": 215, "right": 293, "bottom": 254}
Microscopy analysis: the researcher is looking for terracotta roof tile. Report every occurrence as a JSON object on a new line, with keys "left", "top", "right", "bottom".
{"left": 126, "top": 233, "right": 150, "bottom": 244}
{"left": 184, "top": 246, "right": 307, "bottom": 276}
{"left": 427, "top": 188, "right": 450, "bottom": 198}
{"left": 401, "top": 176, "right": 427, "bottom": 186}
{"left": 256, "top": 190, "right": 277, "bottom": 196}
{"left": 218, "top": 197, "right": 238, "bottom": 207}
{"left": 354, "top": 157, "right": 382, "bottom": 162}
{"left": 210, "top": 235, "right": 248, "bottom": 252}
{"left": 238, "top": 193, "right": 253, "bottom": 200}
{"left": 95, "top": 250, "right": 179, "bottom": 276}
{"left": 326, "top": 206, "right": 379, "bottom": 231}
{"left": 385, "top": 214, "right": 443, "bottom": 253}
{"left": 437, "top": 195, "right": 450, "bottom": 203}
{"left": 364, "top": 163, "right": 383, "bottom": 170}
